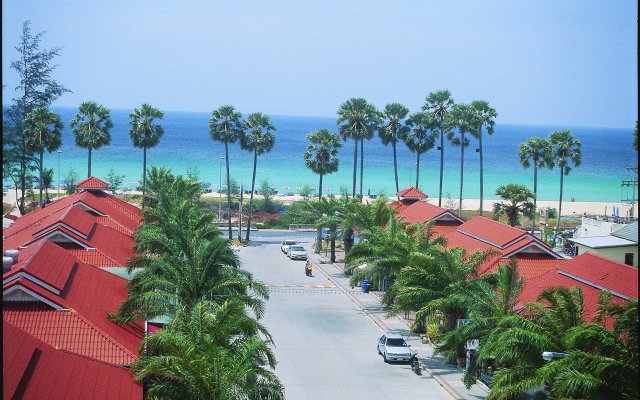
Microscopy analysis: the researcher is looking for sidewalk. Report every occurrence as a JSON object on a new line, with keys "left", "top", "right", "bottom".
{"left": 308, "top": 251, "right": 488, "bottom": 400}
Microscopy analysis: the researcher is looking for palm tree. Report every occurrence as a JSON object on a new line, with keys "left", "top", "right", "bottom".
{"left": 304, "top": 129, "right": 342, "bottom": 200}
{"left": 518, "top": 137, "right": 554, "bottom": 234}
{"left": 436, "top": 258, "right": 524, "bottom": 388}
{"left": 404, "top": 111, "right": 437, "bottom": 189}
{"left": 133, "top": 300, "right": 284, "bottom": 400}
{"left": 470, "top": 100, "right": 497, "bottom": 215}
{"left": 23, "top": 107, "right": 63, "bottom": 207}
{"left": 336, "top": 98, "right": 380, "bottom": 197}
{"left": 128, "top": 103, "right": 164, "bottom": 207}
{"left": 70, "top": 101, "right": 113, "bottom": 178}
{"left": 378, "top": 103, "right": 410, "bottom": 195}
{"left": 444, "top": 104, "right": 477, "bottom": 217}
{"left": 549, "top": 130, "right": 581, "bottom": 247}
{"left": 423, "top": 90, "right": 455, "bottom": 207}
{"left": 241, "top": 113, "right": 276, "bottom": 242}
{"left": 492, "top": 184, "right": 536, "bottom": 227}
{"left": 209, "top": 105, "right": 243, "bottom": 240}
{"left": 42, "top": 167, "right": 54, "bottom": 201}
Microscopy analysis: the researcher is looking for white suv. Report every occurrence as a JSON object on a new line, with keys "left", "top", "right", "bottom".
{"left": 281, "top": 240, "right": 296, "bottom": 253}
{"left": 377, "top": 333, "right": 412, "bottom": 363}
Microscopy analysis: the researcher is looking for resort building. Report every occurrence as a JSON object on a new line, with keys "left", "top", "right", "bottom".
{"left": 568, "top": 222, "right": 638, "bottom": 267}
{"left": 391, "top": 187, "right": 465, "bottom": 235}
{"left": 3, "top": 177, "right": 144, "bottom": 399}
{"left": 518, "top": 252, "right": 638, "bottom": 322}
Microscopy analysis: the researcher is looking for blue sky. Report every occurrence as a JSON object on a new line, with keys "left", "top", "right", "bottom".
{"left": 2, "top": 0, "right": 637, "bottom": 128}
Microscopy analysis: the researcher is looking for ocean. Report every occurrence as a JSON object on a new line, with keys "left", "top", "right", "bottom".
{"left": 19, "top": 107, "right": 639, "bottom": 203}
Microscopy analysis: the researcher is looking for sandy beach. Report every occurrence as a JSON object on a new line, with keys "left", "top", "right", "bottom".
{"left": 3, "top": 189, "right": 635, "bottom": 219}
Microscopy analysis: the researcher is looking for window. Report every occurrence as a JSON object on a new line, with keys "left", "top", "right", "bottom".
{"left": 624, "top": 253, "right": 634, "bottom": 266}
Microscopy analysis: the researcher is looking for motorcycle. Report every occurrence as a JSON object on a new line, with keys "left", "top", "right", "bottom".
{"left": 305, "top": 261, "right": 313, "bottom": 277}
{"left": 410, "top": 350, "right": 421, "bottom": 375}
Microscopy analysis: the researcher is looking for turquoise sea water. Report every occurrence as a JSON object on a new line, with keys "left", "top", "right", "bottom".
{"left": 25, "top": 107, "right": 638, "bottom": 202}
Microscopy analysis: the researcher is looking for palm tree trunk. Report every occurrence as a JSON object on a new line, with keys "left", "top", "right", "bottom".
{"left": 318, "top": 173, "right": 323, "bottom": 200}
{"left": 88, "top": 147, "right": 92, "bottom": 178}
{"left": 479, "top": 130, "right": 484, "bottom": 215}
{"left": 553, "top": 167, "right": 564, "bottom": 248}
{"left": 352, "top": 139, "right": 358, "bottom": 197}
{"left": 531, "top": 164, "right": 538, "bottom": 234}
{"left": 439, "top": 126, "right": 444, "bottom": 207}
{"left": 225, "top": 143, "right": 232, "bottom": 240}
{"left": 393, "top": 141, "right": 399, "bottom": 197}
{"left": 416, "top": 151, "right": 421, "bottom": 188}
{"left": 359, "top": 138, "right": 364, "bottom": 197}
{"left": 458, "top": 133, "right": 465, "bottom": 217}
{"left": 245, "top": 150, "right": 258, "bottom": 242}
{"left": 39, "top": 150, "right": 44, "bottom": 208}
{"left": 330, "top": 229, "right": 336, "bottom": 263}
{"left": 142, "top": 146, "right": 147, "bottom": 208}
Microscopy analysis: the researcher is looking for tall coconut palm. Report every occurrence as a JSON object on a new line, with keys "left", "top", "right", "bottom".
{"left": 336, "top": 98, "right": 380, "bottom": 197}
{"left": 519, "top": 137, "right": 554, "bottom": 234}
{"left": 378, "top": 103, "right": 410, "bottom": 195}
{"left": 210, "top": 105, "right": 243, "bottom": 240}
{"left": 241, "top": 113, "right": 276, "bottom": 242}
{"left": 128, "top": 103, "right": 164, "bottom": 207}
{"left": 470, "top": 100, "right": 497, "bottom": 215}
{"left": 492, "top": 183, "right": 536, "bottom": 227}
{"left": 444, "top": 104, "right": 477, "bottom": 217}
{"left": 423, "top": 90, "right": 455, "bottom": 207}
{"left": 23, "top": 107, "right": 63, "bottom": 207}
{"left": 549, "top": 130, "right": 581, "bottom": 247}
{"left": 404, "top": 111, "right": 437, "bottom": 189}
{"left": 304, "top": 129, "right": 341, "bottom": 200}
{"left": 70, "top": 101, "right": 113, "bottom": 178}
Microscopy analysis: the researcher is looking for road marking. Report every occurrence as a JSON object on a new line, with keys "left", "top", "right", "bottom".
{"left": 266, "top": 284, "right": 335, "bottom": 288}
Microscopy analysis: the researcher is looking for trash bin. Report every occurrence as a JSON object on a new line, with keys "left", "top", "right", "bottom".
{"left": 362, "top": 278, "right": 370, "bottom": 293}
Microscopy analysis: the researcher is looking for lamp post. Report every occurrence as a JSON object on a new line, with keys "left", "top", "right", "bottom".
{"left": 218, "top": 156, "right": 224, "bottom": 222}
{"left": 57, "top": 150, "right": 62, "bottom": 199}
{"left": 542, "top": 351, "right": 567, "bottom": 361}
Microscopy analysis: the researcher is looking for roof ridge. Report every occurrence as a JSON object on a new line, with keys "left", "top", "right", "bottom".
{"left": 573, "top": 252, "right": 637, "bottom": 270}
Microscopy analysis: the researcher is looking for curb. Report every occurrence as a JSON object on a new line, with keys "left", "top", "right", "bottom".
{"left": 310, "top": 255, "right": 467, "bottom": 400}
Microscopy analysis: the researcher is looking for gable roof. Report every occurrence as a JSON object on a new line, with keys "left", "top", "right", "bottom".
{"left": 456, "top": 216, "right": 529, "bottom": 249}
{"left": 3, "top": 321, "right": 142, "bottom": 400}
{"left": 611, "top": 222, "right": 638, "bottom": 243}
{"left": 557, "top": 252, "right": 638, "bottom": 300}
{"left": 3, "top": 240, "right": 144, "bottom": 362}
{"left": 76, "top": 176, "right": 110, "bottom": 190}
{"left": 397, "top": 200, "right": 464, "bottom": 225}
{"left": 396, "top": 187, "right": 428, "bottom": 199}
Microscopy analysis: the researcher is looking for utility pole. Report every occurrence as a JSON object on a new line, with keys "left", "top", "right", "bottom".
{"left": 621, "top": 165, "right": 638, "bottom": 220}
{"left": 218, "top": 156, "right": 224, "bottom": 222}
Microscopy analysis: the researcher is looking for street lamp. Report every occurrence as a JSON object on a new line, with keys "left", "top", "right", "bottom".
{"left": 218, "top": 156, "right": 225, "bottom": 222}
{"left": 542, "top": 351, "right": 566, "bottom": 361}
{"left": 57, "top": 150, "right": 62, "bottom": 199}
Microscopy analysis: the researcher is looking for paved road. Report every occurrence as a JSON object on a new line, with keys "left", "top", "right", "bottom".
{"left": 238, "top": 237, "right": 451, "bottom": 400}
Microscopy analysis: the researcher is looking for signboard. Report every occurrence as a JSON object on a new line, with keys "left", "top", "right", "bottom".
{"left": 456, "top": 319, "right": 479, "bottom": 350}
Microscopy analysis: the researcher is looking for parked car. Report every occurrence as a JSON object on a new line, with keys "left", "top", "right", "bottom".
{"left": 281, "top": 240, "right": 297, "bottom": 253}
{"left": 377, "top": 333, "right": 412, "bottom": 363}
{"left": 287, "top": 245, "right": 307, "bottom": 260}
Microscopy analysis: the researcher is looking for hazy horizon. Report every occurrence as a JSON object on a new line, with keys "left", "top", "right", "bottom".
{"left": 2, "top": 1, "right": 638, "bottom": 129}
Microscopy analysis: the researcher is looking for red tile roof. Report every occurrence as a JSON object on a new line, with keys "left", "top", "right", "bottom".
{"left": 456, "top": 216, "right": 530, "bottom": 248}
{"left": 3, "top": 321, "right": 142, "bottom": 400}
{"left": 76, "top": 176, "right": 110, "bottom": 189}
{"left": 491, "top": 255, "right": 565, "bottom": 280}
{"left": 397, "top": 187, "right": 428, "bottom": 199}
{"left": 431, "top": 221, "right": 461, "bottom": 236}
{"left": 3, "top": 303, "right": 137, "bottom": 365}
{"left": 3, "top": 240, "right": 144, "bottom": 362}
{"left": 518, "top": 269, "right": 628, "bottom": 323}
{"left": 558, "top": 252, "right": 638, "bottom": 299}
{"left": 398, "top": 200, "right": 447, "bottom": 223}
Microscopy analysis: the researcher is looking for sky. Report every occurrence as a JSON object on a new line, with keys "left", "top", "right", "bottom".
{"left": 2, "top": 0, "right": 637, "bottom": 128}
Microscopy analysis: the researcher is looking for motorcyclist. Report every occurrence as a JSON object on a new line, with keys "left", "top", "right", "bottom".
{"left": 305, "top": 259, "right": 312, "bottom": 276}
{"left": 410, "top": 348, "right": 420, "bottom": 371}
